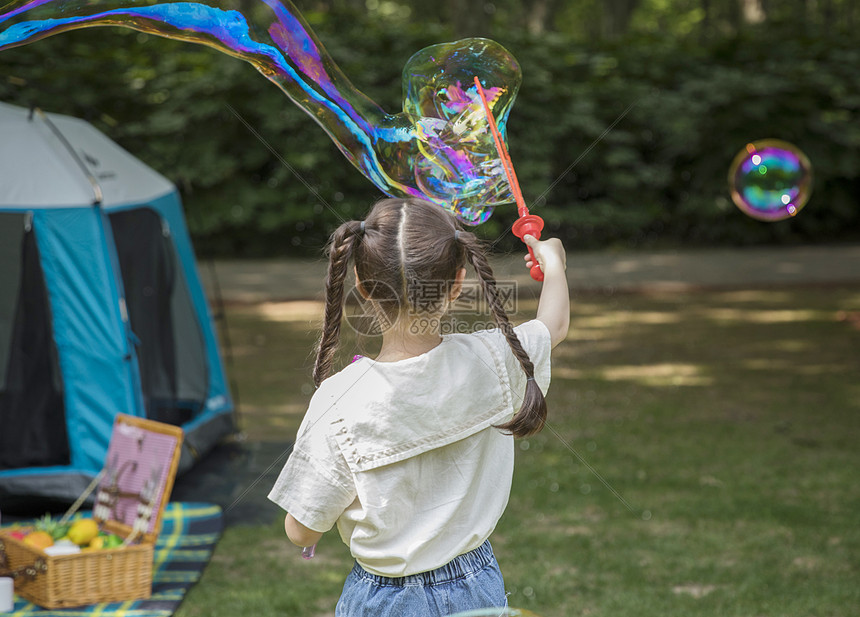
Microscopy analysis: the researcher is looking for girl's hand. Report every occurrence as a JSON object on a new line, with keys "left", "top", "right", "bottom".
{"left": 523, "top": 235, "right": 567, "bottom": 274}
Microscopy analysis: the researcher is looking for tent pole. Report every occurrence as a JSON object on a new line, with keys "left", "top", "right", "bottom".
{"left": 181, "top": 189, "right": 242, "bottom": 435}
{"left": 205, "top": 258, "right": 242, "bottom": 435}
{"left": 34, "top": 108, "right": 104, "bottom": 205}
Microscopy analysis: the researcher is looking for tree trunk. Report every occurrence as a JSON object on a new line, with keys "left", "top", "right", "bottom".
{"left": 797, "top": 0, "right": 815, "bottom": 24}
{"left": 739, "top": 0, "right": 767, "bottom": 24}
{"left": 602, "top": 0, "right": 642, "bottom": 39}
{"left": 447, "top": 0, "right": 490, "bottom": 38}
{"left": 728, "top": 0, "right": 741, "bottom": 32}
{"left": 525, "top": 0, "right": 556, "bottom": 36}
{"left": 821, "top": 0, "right": 834, "bottom": 28}
{"left": 700, "top": 0, "right": 711, "bottom": 40}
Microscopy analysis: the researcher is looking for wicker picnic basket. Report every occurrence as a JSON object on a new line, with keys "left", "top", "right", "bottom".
{"left": 0, "top": 414, "right": 183, "bottom": 609}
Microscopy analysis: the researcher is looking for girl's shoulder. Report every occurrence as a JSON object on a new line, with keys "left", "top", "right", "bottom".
{"left": 298, "top": 361, "right": 370, "bottom": 431}
{"left": 466, "top": 319, "right": 551, "bottom": 353}
{"left": 313, "top": 360, "right": 368, "bottom": 400}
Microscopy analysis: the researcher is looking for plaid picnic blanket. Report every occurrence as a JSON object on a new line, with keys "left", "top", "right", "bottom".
{"left": 5, "top": 502, "right": 222, "bottom": 617}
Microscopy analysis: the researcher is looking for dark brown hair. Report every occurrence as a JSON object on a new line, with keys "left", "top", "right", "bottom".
{"left": 313, "top": 197, "right": 546, "bottom": 437}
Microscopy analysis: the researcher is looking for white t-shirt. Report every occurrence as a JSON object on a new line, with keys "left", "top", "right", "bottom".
{"left": 268, "top": 319, "right": 552, "bottom": 577}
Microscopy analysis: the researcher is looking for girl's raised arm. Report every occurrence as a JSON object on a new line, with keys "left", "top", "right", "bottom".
{"left": 523, "top": 234, "right": 570, "bottom": 348}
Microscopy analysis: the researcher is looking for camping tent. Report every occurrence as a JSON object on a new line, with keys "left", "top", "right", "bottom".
{"left": 0, "top": 102, "right": 234, "bottom": 508}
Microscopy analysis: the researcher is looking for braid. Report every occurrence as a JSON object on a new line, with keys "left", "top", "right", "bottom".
{"left": 313, "top": 220, "right": 363, "bottom": 386}
{"left": 460, "top": 232, "right": 547, "bottom": 437}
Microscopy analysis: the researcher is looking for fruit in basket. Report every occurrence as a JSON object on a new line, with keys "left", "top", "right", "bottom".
{"left": 103, "top": 534, "right": 124, "bottom": 549}
{"left": 80, "top": 532, "right": 124, "bottom": 551}
{"left": 23, "top": 530, "right": 54, "bottom": 550}
{"left": 67, "top": 519, "right": 100, "bottom": 546}
{"left": 34, "top": 513, "right": 70, "bottom": 541}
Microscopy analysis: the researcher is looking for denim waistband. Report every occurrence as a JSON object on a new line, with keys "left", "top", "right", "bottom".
{"left": 352, "top": 540, "right": 497, "bottom": 587}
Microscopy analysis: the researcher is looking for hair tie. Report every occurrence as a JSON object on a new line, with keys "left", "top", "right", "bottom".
{"left": 527, "top": 377, "right": 536, "bottom": 382}
{"left": 454, "top": 230, "right": 461, "bottom": 241}
{"left": 359, "top": 221, "right": 366, "bottom": 234}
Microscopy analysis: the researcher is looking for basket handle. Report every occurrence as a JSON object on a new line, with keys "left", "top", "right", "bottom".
{"left": 0, "top": 540, "right": 47, "bottom": 582}
{"left": 59, "top": 468, "right": 107, "bottom": 525}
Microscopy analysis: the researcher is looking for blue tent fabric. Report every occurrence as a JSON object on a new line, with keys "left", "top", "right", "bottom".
{"left": 0, "top": 102, "right": 234, "bottom": 506}
{"left": 35, "top": 208, "right": 142, "bottom": 473}
{"left": 137, "top": 192, "right": 232, "bottom": 423}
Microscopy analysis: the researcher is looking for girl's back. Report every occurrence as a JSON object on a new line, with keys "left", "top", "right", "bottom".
{"left": 268, "top": 197, "right": 569, "bottom": 616}
{"left": 270, "top": 320, "right": 551, "bottom": 577}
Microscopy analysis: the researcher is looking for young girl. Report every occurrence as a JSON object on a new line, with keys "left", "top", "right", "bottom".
{"left": 269, "top": 197, "right": 569, "bottom": 616}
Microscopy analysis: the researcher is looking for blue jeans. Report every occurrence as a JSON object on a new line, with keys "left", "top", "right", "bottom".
{"left": 335, "top": 540, "right": 507, "bottom": 617}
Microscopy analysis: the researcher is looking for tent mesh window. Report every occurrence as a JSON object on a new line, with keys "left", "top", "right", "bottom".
{"left": 0, "top": 212, "right": 70, "bottom": 469}
{"left": 109, "top": 208, "right": 209, "bottom": 427}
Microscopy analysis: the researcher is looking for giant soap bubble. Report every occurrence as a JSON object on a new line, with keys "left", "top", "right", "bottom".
{"left": 0, "top": 0, "right": 520, "bottom": 224}
{"left": 728, "top": 139, "right": 813, "bottom": 222}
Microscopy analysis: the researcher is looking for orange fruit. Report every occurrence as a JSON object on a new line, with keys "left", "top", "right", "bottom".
{"left": 23, "top": 531, "right": 54, "bottom": 550}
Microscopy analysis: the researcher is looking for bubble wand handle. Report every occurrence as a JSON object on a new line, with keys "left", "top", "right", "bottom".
{"left": 473, "top": 76, "right": 544, "bottom": 282}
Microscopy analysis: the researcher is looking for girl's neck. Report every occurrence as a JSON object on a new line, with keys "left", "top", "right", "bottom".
{"left": 374, "top": 317, "right": 443, "bottom": 363}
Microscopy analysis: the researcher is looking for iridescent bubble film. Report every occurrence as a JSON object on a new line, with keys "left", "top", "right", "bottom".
{"left": 728, "top": 139, "right": 813, "bottom": 222}
{"left": 0, "top": 0, "right": 520, "bottom": 224}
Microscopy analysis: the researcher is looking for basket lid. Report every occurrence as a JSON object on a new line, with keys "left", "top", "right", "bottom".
{"left": 93, "top": 414, "right": 184, "bottom": 544}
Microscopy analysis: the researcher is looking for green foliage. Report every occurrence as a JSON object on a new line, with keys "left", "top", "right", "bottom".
{"left": 505, "top": 27, "right": 860, "bottom": 249}
{"left": 1, "top": 15, "right": 858, "bottom": 255}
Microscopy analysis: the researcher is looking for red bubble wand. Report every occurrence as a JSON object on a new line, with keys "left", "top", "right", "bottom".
{"left": 473, "top": 76, "right": 544, "bottom": 282}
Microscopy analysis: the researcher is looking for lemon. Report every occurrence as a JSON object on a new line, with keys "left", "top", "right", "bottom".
{"left": 88, "top": 536, "right": 105, "bottom": 550}
{"left": 67, "top": 519, "right": 99, "bottom": 546}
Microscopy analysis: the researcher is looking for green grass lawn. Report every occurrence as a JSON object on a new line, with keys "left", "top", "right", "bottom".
{"left": 177, "top": 285, "right": 860, "bottom": 617}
